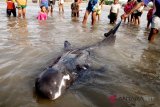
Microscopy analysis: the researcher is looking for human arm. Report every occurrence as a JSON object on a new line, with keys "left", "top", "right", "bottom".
{"left": 39, "top": 0, "right": 41, "bottom": 6}
{"left": 121, "top": 1, "right": 145, "bottom": 19}
{"left": 26, "top": 0, "right": 27, "bottom": 5}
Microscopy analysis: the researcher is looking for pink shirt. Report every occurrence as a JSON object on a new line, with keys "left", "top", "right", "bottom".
{"left": 37, "top": 12, "right": 47, "bottom": 20}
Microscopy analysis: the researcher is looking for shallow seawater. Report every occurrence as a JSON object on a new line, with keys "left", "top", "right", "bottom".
{"left": 0, "top": 2, "right": 160, "bottom": 107}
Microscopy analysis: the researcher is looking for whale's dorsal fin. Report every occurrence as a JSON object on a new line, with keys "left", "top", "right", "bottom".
{"left": 64, "top": 41, "right": 72, "bottom": 51}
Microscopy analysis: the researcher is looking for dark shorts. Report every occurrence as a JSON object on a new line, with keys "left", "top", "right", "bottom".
{"left": 134, "top": 11, "right": 142, "bottom": 17}
{"left": 48, "top": 0, "right": 56, "bottom": 6}
{"left": 86, "top": 6, "right": 93, "bottom": 12}
{"left": 7, "top": 9, "right": 16, "bottom": 17}
{"left": 110, "top": 12, "right": 117, "bottom": 23}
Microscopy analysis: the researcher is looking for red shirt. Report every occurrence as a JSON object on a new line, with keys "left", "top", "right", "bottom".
{"left": 147, "top": 8, "right": 153, "bottom": 20}
{"left": 7, "top": 1, "right": 15, "bottom": 10}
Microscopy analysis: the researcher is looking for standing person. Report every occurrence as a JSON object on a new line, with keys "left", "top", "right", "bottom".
{"left": 96, "top": 0, "right": 104, "bottom": 21}
{"left": 109, "top": 0, "right": 121, "bottom": 24}
{"left": 39, "top": 0, "right": 49, "bottom": 14}
{"left": 147, "top": 7, "right": 154, "bottom": 29}
{"left": 122, "top": 0, "right": 160, "bottom": 43}
{"left": 82, "top": 0, "right": 99, "bottom": 26}
{"left": 16, "top": 0, "right": 27, "bottom": 18}
{"left": 123, "top": 0, "right": 134, "bottom": 23}
{"left": 49, "top": 0, "right": 56, "bottom": 15}
{"left": 59, "top": 0, "right": 64, "bottom": 14}
{"left": 6, "top": 0, "right": 16, "bottom": 17}
{"left": 133, "top": 3, "right": 144, "bottom": 25}
{"left": 71, "top": 0, "right": 80, "bottom": 17}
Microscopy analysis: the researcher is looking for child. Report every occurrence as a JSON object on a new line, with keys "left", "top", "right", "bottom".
{"left": 109, "top": 0, "right": 121, "bottom": 24}
{"left": 39, "top": 0, "right": 49, "bottom": 14}
{"left": 123, "top": 0, "right": 134, "bottom": 23}
{"left": 37, "top": 5, "right": 48, "bottom": 20}
{"left": 71, "top": 0, "right": 79, "bottom": 17}
{"left": 82, "top": 0, "right": 99, "bottom": 26}
{"left": 16, "top": 0, "right": 27, "bottom": 18}
{"left": 147, "top": 7, "right": 153, "bottom": 29}
{"left": 59, "top": 0, "right": 64, "bottom": 14}
{"left": 96, "top": 0, "right": 104, "bottom": 21}
{"left": 133, "top": 3, "right": 144, "bottom": 25}
{"left": 49, "top": 0, "right": 56, "bottom": 15}
{"left": 6, "top": 0, "right": 16, "bottom": 17}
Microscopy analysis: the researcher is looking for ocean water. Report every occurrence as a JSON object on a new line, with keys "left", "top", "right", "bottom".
{"left": 0, "top": 2, "right": 160, "bottom": 107}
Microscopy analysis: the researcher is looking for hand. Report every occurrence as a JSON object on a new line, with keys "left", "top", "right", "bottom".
{"left": 121, "top": 13, "right": 129, "bottom": 19}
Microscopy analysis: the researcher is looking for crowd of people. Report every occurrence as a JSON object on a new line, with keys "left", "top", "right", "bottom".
{"left": 5, "top": 0, "right": 159, "bottom": 43}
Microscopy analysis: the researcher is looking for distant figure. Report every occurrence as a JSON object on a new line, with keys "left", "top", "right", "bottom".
{"left": 109, "top": 0, "right": 121, "bottom": 24}
{"left": 121, "top": 0, "right": 160, "bottom": 43}
{"left": 6, "top": 0, "right": 16, "bottom": 17}
{"left": 59, "top": 0, "right": 64, "bottom": 14}
{"left": 16, "top": 0, "right": 27, "bottom": 18}
{"left": 49, "top": 0, "right": 56, "bottom": 15}
{"left": 96, "top": 0, "right": 104, "bottom": 21}
{"left": 39, "top": 0, "right": 49, "bottom": 14}
{"left": 82, "top": 0, "right": 99, "bottom": 26}
{"left": 71, "top": 0, "right": 79, "bottom": 17}
{"left": 78, "top": 0, "right": 82, "bottom": 4}
{"left": 123, "top": 0, "right": 134, "bottom": 23}
{"left": 37, "top": 5, "right": 48, "bottom": 20}
{"left": 133, "top": 3, "right": 144, "bottom": 25}
{"left": 147, "top": 7, "right": 153, "bottom": 29}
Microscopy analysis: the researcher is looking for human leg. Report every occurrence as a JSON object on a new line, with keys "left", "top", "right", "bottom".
{"left": 12, "top": 9, "right": 17, "bottom": 17}
{"left": 148, "top": 15, "right": 159, "bottom": 43}
{"left": 59, "top": 4, "right": 61, "bottom": 13}
{"left": 82, "top": 10, "right": 90, "bottom": 25}
{"left": 18, "top": 8, "right": 22, "bottom": 18}
{"left": 62, "top": 4, "right": 64, "bottom": 13}
{"left": 91, "top": 11, "right": 97, "bottom": 25}
{"left": 7, "top": 9, "right": 11, "bottom": 17}
{"left": 148, "top": 28, "right": 159, "bottom": 43}
{"left": 22, "top": 8, "right": 26, "bottom": 18}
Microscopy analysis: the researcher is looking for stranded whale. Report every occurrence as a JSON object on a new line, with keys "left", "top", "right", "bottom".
{"left": 35, "top": 21, "right": 121, "bottom": 100}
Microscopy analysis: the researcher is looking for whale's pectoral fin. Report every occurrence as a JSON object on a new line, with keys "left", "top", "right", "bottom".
{"left": 104, "top": 21, "right": 121, "bottom": 37}
{"left": 64, "top": 41, "right": 72, "bottom": 51}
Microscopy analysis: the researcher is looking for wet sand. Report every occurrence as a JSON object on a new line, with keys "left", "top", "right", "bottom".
{"left": 0, "top": 1, "right": 160, "bottom": 107}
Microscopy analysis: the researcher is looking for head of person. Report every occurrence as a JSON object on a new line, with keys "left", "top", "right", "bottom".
{"left": 74, "top": 0, "right": 78, "bottom": 2}
{"left": 41, "top": 5, "right": 46, "bottom": 12}
{"left": 114, "top": 0, "right": 119, "bottom": 4}
{"left": 127, "top": 0, "right": 132, "bottom": 3}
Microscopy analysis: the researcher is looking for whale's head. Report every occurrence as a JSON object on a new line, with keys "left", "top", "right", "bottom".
{"left": 35, "top": 68, "right": 71, "bottom": 100}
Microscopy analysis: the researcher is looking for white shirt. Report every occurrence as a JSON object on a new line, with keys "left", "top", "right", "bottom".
{"left": 111, "top": 3, "right": 121, "bottom": 13}
{"left": 59, "top": 0, "right": 64, "bottom": 4}
{"left": 138, "top": 5, "right": 144, "bottom": 12}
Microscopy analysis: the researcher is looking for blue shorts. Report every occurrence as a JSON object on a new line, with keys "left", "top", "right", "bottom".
{"left": 41, "top": 2, "right": 49, "bottom": 9}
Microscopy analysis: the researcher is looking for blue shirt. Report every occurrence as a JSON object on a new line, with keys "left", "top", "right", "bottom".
{"left": 87, "top": 0, "right": 98, "bottom": 12}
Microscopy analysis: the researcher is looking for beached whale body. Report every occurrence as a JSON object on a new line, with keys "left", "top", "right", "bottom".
{"left": 35, "top": 22, "right": 121, "bottom": 100}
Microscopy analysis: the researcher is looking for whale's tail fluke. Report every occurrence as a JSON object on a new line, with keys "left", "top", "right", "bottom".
{"left": 104, "top": 21, "right": 121, "bottom": 38}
